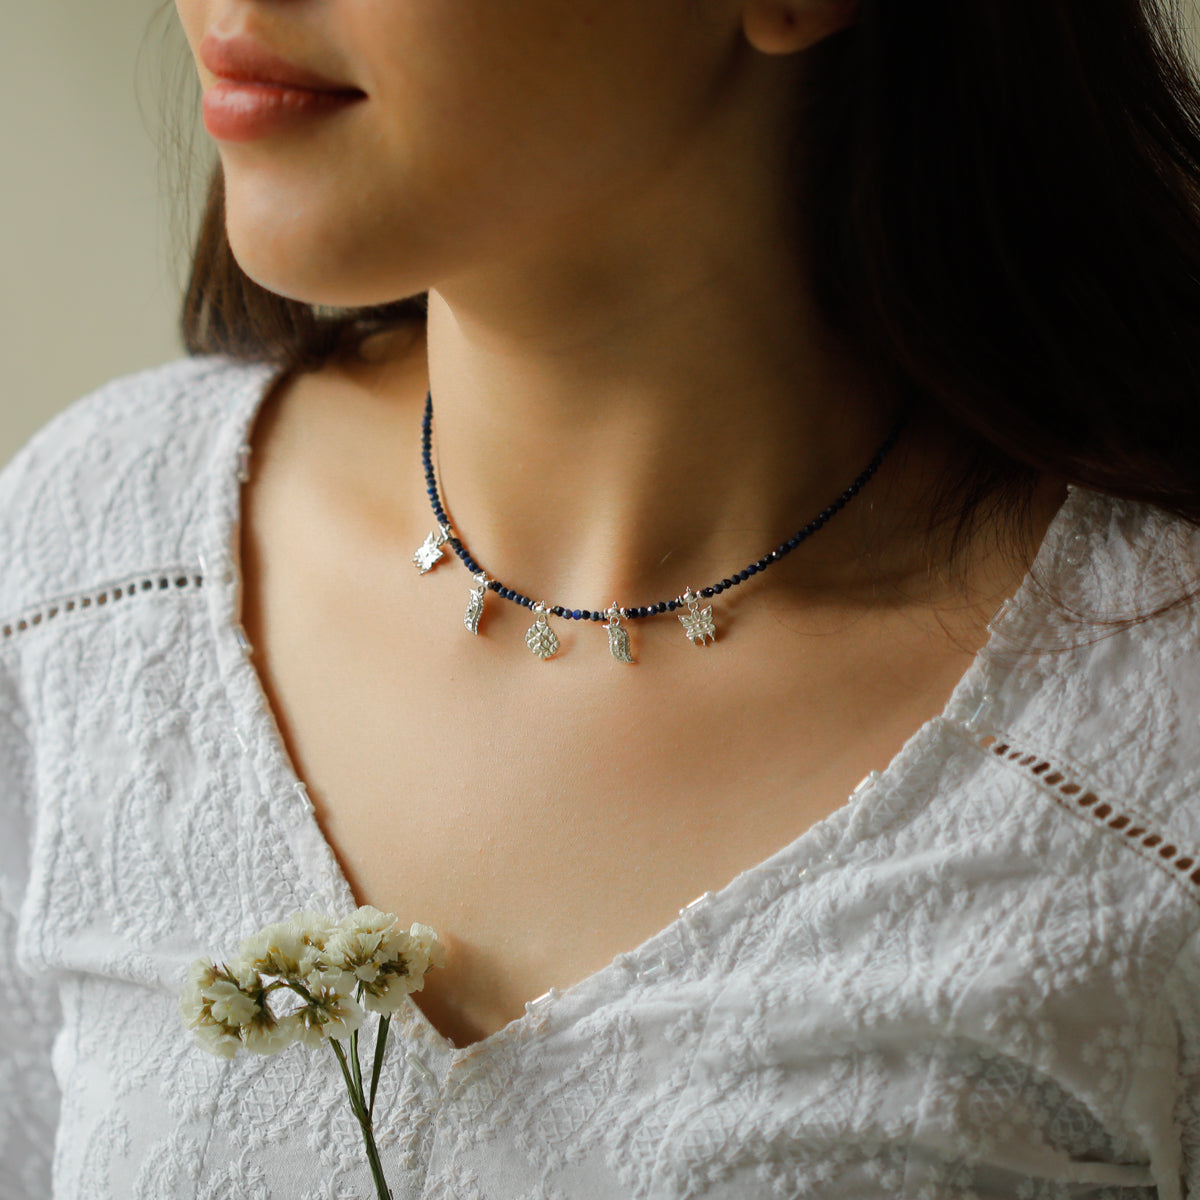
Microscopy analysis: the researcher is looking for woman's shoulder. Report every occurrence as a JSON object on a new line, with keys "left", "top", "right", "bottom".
{"left": 978, "top": 488, "right": 1200, "bottom": 896}
{"left": 4, "top": 355, "right": 275, "bottom": 476}
{"left": 0, "top": 355, "right": 276, "bottom": 618}
{"left": 5, "top": 356, "right": 268, "bottom": 461}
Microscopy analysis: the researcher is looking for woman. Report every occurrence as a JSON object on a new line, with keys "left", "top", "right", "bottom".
{"left": 3, "top": 0, "right": 1200, "bottom": 1194}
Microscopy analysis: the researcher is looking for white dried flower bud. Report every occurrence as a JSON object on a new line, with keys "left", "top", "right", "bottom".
{"left": 180, "top": 958, "right": 256, "bottom": 1060}
{"left": 358, "top": 968, "right": 414, "bottom": 1015}
{"left": 238, "top": 911, "right": 336, "bottom": 980}
{"left": 192, "top": 1019, "right": 243, "bottom": 1060}
{"left": 179, "top": 958, "right": 218, "bottom": 1027}
{"left": 341, "top": 905, "right": 398, "bottom": 939}
{"left": 292, "top": 981, "right": 364, "bottom": 1048}
{"left": 408, "top": 922, "right": 447, "bottom": 974}
{"left": 207, "top": 978, "right": 260, "bottom": 1028}
{"left": 240, "top": 1008, "right": 296, "bottom": 1056}
{"left": 326, "top": 906, "right": 402, "bottom": 985}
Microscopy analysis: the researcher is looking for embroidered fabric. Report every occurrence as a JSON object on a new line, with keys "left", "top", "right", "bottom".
{"left": 2, "top": 357, "right": 1200, "bottom": 1199}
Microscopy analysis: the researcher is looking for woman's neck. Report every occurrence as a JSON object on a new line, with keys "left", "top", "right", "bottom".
{"left": 416, "top": 262, "right": 905, "bottom": 609}
{"left": 290, "top": 37, "right": 982, "bottom": 613}
{"left": 308, "top": 84, "right": 1031, "bottom": 615}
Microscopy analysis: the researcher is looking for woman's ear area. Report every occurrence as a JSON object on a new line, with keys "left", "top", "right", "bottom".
{"left": 740, "top": 0, "right": 860, "bottom": 54}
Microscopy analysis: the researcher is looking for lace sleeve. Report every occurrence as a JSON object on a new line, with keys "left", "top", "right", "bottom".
{"left": 0, "top": 656, "right": 61, "bottom": 1199}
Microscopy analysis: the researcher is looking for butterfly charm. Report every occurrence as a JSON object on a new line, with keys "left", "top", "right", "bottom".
{"left": 413, "top": 528, "right": 448, "bottom": 574}
{"left": 678, "top": 588, "right": 716, "bottom": 646}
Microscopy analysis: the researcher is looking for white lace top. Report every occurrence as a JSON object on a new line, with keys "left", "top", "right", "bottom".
{"left": 2, "top": 357, "right": 1200, "bottom": 1200}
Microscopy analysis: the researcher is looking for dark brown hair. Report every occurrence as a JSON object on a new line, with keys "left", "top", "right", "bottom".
{"left": 183, "top": 0, "right": 1200, "bottom": 527}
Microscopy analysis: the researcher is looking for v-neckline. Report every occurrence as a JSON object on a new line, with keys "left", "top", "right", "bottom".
{"left": 199, "top": 357, "right": 1076, "bottom": 1067}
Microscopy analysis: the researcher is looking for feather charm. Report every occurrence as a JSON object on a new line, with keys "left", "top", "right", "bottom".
{"left": 464, "top": 574, "right": 488, "bottom": 635}
{"left": 606, "top": 603, "right": 634, "bottom": 664}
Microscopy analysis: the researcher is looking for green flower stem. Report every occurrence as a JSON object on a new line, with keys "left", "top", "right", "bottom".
{"left": 330, "top": 1039, "right": 392, "bottom": 1200}
{"left": 369, "top": 1015, "right": 391, "bottom": 1118}
{"left": 329, "top": 1038, "right": 366, "bottom": 1122}
{"left": 350, "top": 1025, "right": 366, "bottom": 1112}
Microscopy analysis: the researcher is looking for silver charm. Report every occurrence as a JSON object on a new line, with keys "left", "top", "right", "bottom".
{"left": 678, "top": 587, "right": 716, "bottom": 646}
{"left": 606, "top": 603, "right": 634, "bottom": 664}
{"left": 525, "top": 603, "right": 560, "bottom": 660}
{"left": 413, "top": 526, "right": 450, "bottom": 574}
{"left": 464, "top": 574, "right": 488, "bottom": 635}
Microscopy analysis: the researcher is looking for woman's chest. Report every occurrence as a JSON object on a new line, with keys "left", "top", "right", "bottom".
{"left": 236, "top": 496, "right": 989, "bottom": 1046}
{"left": 229, "top": 359, "right": 1032, "bottom": 1048}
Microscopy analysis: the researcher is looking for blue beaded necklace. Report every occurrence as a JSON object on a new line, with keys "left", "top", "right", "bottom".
{"left": 413, "top": 391, "right": 904, "bottom": 662}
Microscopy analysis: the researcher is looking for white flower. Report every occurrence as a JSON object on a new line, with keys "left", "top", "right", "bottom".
{"left": 359, "top": 965, "right": 419, "bottom": 1015}
{"left": 180, "top": 958, "right": 261, "bottom": 1060}
{"left": 237, "top": 911, "right": 337, "bottom": 980}
{"left": 326, "top": 906, "right": 404, "bottom": 985}
{"left": 367, "top": 922, "right": 445, "bottom": 1007}
{"left": 341, "top": 906, "right": 398, "bottom": 941}
{"left": 240, "top": 1007, "right": 296, "bottom": 1056}
{"left": 207, "top": 977, "right": 260, "bottom": 1027}
{"left": 181, "top": 909, "right": 443, "bottom": 1062}
{"left": 292, "top": 979, "right": 364, "bottom": 1048}
{"left": 180, "top": 909, "right": 445, "bottom": 1200}
{"left": 323, "top": 908, "right": 447, "bottom": 1014}
{"left": 191, "top": 1018, "right": 243, "bottom": 1060}
{"left": 408, "top": 922, "right": 447, "bottom": 974}
{"left": 179, "top": 958, "right": 218, "bottom": 1027}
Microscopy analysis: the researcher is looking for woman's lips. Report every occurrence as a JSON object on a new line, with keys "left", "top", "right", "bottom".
{"left": 203, "top": 81, "right": 364, "bottom": 142}
{"left": 199, "top": 33, "right": 365, "bottom": 142}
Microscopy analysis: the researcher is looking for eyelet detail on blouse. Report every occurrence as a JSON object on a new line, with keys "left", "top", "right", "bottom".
{"left": 0, "top": 566, "right": 206, "bottom": 643}
{"left": 976, "top": 731, "right": 1200, "bottom": 896}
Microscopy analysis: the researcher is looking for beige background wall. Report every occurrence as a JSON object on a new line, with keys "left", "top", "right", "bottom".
{"left": 3, "top": 4, "right": 1199, "bottom": 471}
{"left": 1, "top": 3, "right": 203, "bottom": 468}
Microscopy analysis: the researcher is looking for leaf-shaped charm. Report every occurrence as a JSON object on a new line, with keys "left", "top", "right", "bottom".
{"left": 606, "top": 604, "right": 634, "bottom": 664}
{"left": 525, "top": 610, "right": 560, "bottom": 660}
{"left": 464, "top": 576, "right": 488, "bottom": 635}
{"left": 413, "top": 530, "right": 445, "bottom": 574}
{"left": 678, "top": 588, "right": 716, "bottom": 646}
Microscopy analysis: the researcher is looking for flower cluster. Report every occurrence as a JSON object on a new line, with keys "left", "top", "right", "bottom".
{"left": 180, "top": 907, "right": 444, "bottom": 1060}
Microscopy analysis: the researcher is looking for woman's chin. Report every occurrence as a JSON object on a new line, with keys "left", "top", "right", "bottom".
{"left": 221, "top": 198, "right": 423, "bottom": 307}
{"left": 228, "top": 242, "right": 425, "bottom": 310}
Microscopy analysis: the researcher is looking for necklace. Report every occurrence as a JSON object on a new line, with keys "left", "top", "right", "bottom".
{"left": 414, "top": 392, "right": 903, "bottom": 663}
